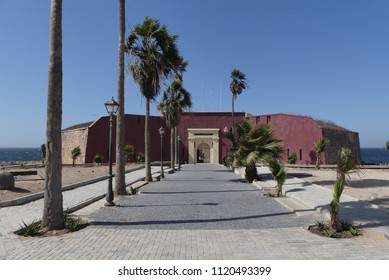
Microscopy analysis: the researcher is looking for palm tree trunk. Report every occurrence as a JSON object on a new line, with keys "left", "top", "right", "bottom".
{"left": 115, "top": 0, "right": 126, "bottom": 195}
{"left": 145, "top": 98, "right": 152, "bottom": 181}
{"left": 170, "top": 127, "right": 174, "bottom": 169}
{"left": 330, "top": 175, "right": 345, "bottom": 228}
{"left": 245, "top": 162, "right": 258, "bottom": 183}
{"left": 315, "top": 153, "right": 321, "bottom": 169}
{"left": 174, "top": 126, "right": 178, "bottom": 166}
{"left": 42, "top": 0, "right": 64, "bottom": 230}
{"left": 232, "top": 94, "right": 235, "bottom": 136}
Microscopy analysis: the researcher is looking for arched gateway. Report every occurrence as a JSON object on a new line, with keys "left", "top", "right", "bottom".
{"left": 187, "top": 128, "right": 220, "bottom": 164}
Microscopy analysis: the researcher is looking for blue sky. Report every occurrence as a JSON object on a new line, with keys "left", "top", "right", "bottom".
{"left": 0, "top": 0, "right": 388, "bottom": 148}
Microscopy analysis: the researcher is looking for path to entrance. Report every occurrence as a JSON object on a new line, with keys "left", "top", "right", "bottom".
{"left": 2, "top": 164, "right": 389, "bottom": 259}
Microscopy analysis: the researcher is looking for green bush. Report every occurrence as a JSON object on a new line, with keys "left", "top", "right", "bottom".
{"left": 124, "top": 144, "right": 134, "bottom": 162}
{"left": 19, "top": 220, "right": 40, "bottom": 237}
{"left": 137, "top": 152, "right": 145, "bottom": 163}
{"left": 71, "top": 146, "right": 81, "bottom": 166}
{"left": 93, "top": 154, "right": 103, "bottom": 164}
{"left": 288, "top": 152, "right": 297, "bottom": 164}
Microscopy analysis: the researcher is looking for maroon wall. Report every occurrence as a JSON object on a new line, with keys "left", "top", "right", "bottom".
{"left": 247, "top": 114, "right": 323, "bottom": 164}
{"left": 85, "top": 114, "right": 168, "bottom": 164}
{"left": 84, "top": 112, "right": 326, "bottom": 165}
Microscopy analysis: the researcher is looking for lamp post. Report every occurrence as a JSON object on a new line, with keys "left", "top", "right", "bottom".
{"left": 177, "top": 135, "right": 181, "bottom": 171}
{"left": 104, "top": 97, "right": 119, "bottom": 206}
{"left": 159, "top": 127, "right": 165, "bottom": 178}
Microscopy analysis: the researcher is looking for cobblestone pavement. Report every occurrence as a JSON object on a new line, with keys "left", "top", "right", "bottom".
{"left": 1, "top": 164, "right": 389, "bottom": 259}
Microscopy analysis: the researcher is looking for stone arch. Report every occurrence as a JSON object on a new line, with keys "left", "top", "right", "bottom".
{"left": 197, "top": 142, "right": 211, "bottom": 163}
{"left": 187, "top": 128, "right": 220, "bottom": 164}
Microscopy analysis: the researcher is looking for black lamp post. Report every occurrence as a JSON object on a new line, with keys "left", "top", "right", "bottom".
{"left": 104, "top": 97, "right": 119, "bottom": 206}
{"left": 177, "top": 135, "right": 181, "bottom": 171}
{"left": 159, "top": 127, "right": 165, "bottom": 178}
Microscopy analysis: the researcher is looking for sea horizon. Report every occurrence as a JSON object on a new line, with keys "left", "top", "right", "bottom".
{"left": 1, "top": 147, "right": 389, "bottom": 165}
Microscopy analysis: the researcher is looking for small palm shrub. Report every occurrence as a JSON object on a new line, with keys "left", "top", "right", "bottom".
{"left": 19, "top": 220, "right": 40, "bottom": 237}
{"left": 349, "top": 227, "right": 361, "bottom": 236}
{"left": 71, "top": 146, "right": 81, "bottom": 166}
{"left": 137, "top": 152, "right": 145, "bottom": 162}
{"left": 287, "top": 152, "right": 297, "bottom": 164}
{"left": 63, "top": 210, "right": 82, "bottom": 232}
{"left": 93, "top": 154, "right": 103, "bottom": 164}
{"left": 315, "top": 220, "right": 326, "bottom": 231}
{"left": 124, "top": 144, "right": 134, "bottom": 162}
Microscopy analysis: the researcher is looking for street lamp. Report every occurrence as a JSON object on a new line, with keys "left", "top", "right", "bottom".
{"left": 104, "top": 97, "right": 119, "bottom": 206}
{"left": 177, "top": 135, "right": 181, "bottom": 171}
{"left": 158, "top": 127, "right": 165, "bottom": 178}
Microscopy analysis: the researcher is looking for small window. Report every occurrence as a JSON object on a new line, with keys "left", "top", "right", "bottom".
{"left": 266, "top": 116, "right": 271, "bottom": 124}
{"left": 299, "top": 149, "right": 302, "bottom": 161}
{"left": 287, "top": 149, "right": 290, "bottom": 157}
{"left": 256, "top": 117, "right": 260, "bottom": 124}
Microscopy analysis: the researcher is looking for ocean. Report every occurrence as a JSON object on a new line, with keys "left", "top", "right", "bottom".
{"left": 0, "top": 147, "right": 389, "bottom": 165}
{"left": 0, "top": 147, "right": 41, "bottom": 163}
{"left": 360, "top": 148, "right": 389, "bottom": 165}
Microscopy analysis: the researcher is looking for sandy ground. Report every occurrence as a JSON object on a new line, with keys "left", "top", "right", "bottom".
{"left": 0, "top": 163, "right": 141, "bottom": 202}
{"left": 286, "top": 166, "right": 389, "bottom": 209}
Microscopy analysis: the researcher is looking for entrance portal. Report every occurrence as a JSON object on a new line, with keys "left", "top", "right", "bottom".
{"left": 197, "top": 143, "right": 211, "bottom": 163}
{"left": 187, "top": 128, "right": 220, "bottom": 164}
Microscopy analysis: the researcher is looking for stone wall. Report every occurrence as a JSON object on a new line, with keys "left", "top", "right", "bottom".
{"left": 61, "top": 128, "right": 89, "bottom": 165}
{"left": 322, "top": 128, "right": 361, "bottom": 164}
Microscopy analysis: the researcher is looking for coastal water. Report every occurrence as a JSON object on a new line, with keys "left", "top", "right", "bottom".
{"left": 360, "top": 148, "right": 389, "bottom": 165}
{"left": 0, "top": 147, "right": 41, "bottom": 163}
{"left": 0, "top": 147, "right": 389, "bottom": 165}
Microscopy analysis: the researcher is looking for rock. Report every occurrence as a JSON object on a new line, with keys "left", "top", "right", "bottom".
{"left": 0, "top": 171, "right": 15, "bottom": 190}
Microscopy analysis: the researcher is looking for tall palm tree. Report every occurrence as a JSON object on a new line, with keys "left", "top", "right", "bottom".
{"left": 115, "top": 0, "right": 126, "bottom": 195}
{"left": 125, "top": 17, "right": 185, "bottom": 181}
{"left": 229, "top": 69, "right": 247, "bottom": 136}
{"left": 225, "top": 121, "right": 283, "bottom": 182}
{"left": 42, "top": 0, "right": 64, "bottom": 230}
{"left": 157, "top": 79, "right": 192, "bottom": 169}
{"left": 314, "top": 137, "right": 329, "bottom": 169}
{"left": 330, "top": 148, "right": 358, "bottom": 229}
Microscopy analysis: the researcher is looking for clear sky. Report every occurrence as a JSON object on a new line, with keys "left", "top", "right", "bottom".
{"left": 0, "top": 0, "right": 388, "bottom": 148}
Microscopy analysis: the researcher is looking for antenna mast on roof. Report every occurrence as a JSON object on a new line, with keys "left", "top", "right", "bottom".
{"left": 211, "top": 81, "right": 214, "bottom": 112}
{"left": 202, "top": 81, "right": 205, "bottom": 112}
{"left": 219, "top": 81, "right": 222, "bottom": 112}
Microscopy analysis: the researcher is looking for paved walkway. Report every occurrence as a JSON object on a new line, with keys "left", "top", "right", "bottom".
{"left": 1, "top": 164, "right": 388, "bottom": 259}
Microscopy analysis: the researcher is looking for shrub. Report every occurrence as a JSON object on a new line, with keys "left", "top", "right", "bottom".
{"left": 349, "top": 227, "right": 361, "bottom": 236}
{"left": 71, "top": 146, "right": 81, "bottom": 166}
{"left": 93, "top": 154, "right": 103, "bottom": 164}
{"left": 287, "top": 152, "right": 297, "bottom": 164}
{"left": 137, "top": 152, "right": 145, "bottom": 163}
{"left": 19, "top": 220, "right": 40, "bottom": 237}
{"left": 315, "top": 220, "right": 326, "bottom": 231}
{"left": 124, "top": 144, "right": 134, "bottom": 162}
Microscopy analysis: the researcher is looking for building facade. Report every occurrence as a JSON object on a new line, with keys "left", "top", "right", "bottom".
{"left": 62, "top": 112, "right": 360, "bottom": 166}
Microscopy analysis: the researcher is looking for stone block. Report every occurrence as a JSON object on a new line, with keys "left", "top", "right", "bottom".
{"left": 0, "top": 171, "right": 15, "bottom": 190}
